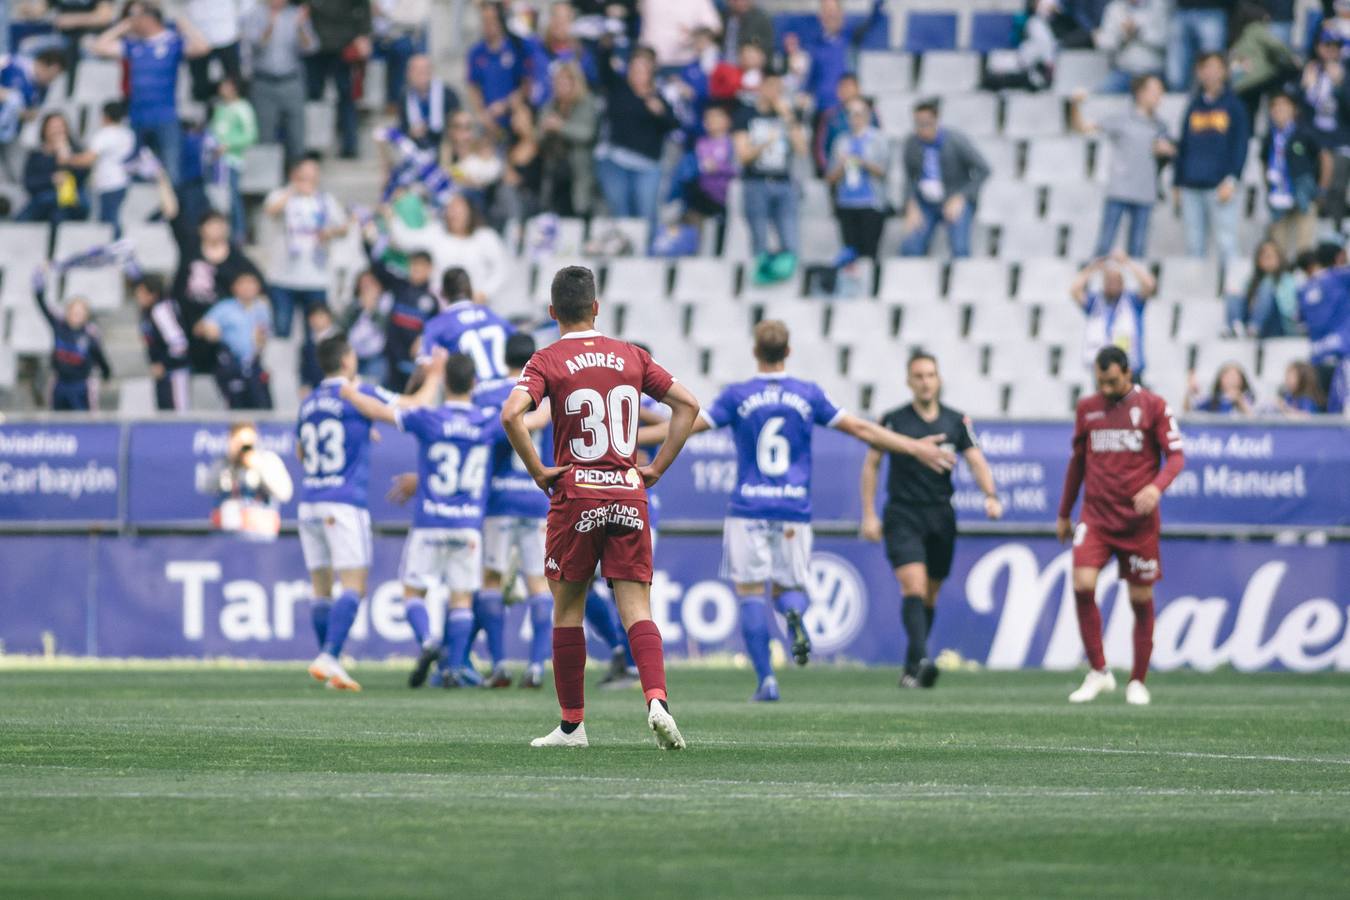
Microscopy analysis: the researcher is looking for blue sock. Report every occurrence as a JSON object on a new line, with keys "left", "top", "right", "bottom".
{"left": 405, "top": 598, "right": 430, "bottom": 647}
{"left": 778, "top": 590, "right": 809, "bottom": 618}
{"left": 444, "top": 608, "right": 474, "bottom": 674}
{"left": 322, "top": 591, "right": 360, "bottom": 657}
{"left": 584, "top": 589, "right": 622, "bottom": 650}
{"left": 527, "top": 593, "right": 553, "bottom": 666}
{"left": 474, "top": 590, "right": 506, "bottom": 666}
{"left": 740, "top": 596, "right": 775, "bottom": 684}
{"left": 311, "top": 600, "right": 330, "bottom": 650}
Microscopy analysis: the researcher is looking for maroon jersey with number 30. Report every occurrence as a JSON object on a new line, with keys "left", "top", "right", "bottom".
{"left": 1059, "top": 385, "right": 1186, "bottom": 533}
{"left": 514, "top": 330, "right": 675, "bottom": 502}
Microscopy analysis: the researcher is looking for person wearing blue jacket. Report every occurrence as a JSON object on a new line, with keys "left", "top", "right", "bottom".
{"left": 1174, "top": 52, "right": 1249, "bottom": 261}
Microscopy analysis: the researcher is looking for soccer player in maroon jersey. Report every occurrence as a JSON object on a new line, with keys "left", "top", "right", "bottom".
{"left": 500, "top": 266, "right": 701, "bottom": 749}
{"left": 1056, "top": 346, "right": 1185, "bottom": 706}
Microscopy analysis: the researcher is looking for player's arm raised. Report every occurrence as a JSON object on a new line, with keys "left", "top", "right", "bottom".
{"left": 858, "top": 447, "right": 883, "bottom": 541}
{"left": 340, "top": 381, "right": 402, "bottom": 425}
{"left": 833, "top": 414, "right": 955, "bottom": 474}
{"left": 964, "top": 446, "right": 1003, "bottom": 520}
{"left": 501, "top": 390, "right": 569, "bottom": 492}
{"left": 639, "top": 382, "right": 701, "bottom": 488}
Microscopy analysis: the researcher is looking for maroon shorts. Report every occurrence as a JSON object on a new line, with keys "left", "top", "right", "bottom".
{"left": 545, "top": 496, "right": 653, "bottom": 584}
{"left": 1072, "top": 521, "right": 1162, "bottom": 586}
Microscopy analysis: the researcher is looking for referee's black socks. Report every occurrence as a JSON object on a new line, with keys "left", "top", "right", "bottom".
{"left": 902, "top": 595, "right": 929, "bottom": 674}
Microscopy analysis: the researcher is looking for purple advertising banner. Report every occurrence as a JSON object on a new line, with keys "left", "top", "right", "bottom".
{"left": 2, "top": 533, "right": 1345, "bottom": 672}
{"left": 0, "top": 423, "right": 121, "bottom": 522}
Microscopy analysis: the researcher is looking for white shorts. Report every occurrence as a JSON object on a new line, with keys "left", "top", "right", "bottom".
{"left": 721, "top": 517, "right": 813, "bottom": 589}
{"left": 400, "top": 527, "right": 483, "bottom": 592}
{"left": 297, "top": 502, "right": 372, "bottom": 573}
{"left": 482, "top": 515, "right": 547, "bottom": 578}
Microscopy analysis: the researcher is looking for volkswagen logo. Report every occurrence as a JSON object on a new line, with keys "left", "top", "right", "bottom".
{"left": 803, "top": 552, "right": 867, "bottom": 654}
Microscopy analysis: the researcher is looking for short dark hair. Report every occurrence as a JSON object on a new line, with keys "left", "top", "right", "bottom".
{"left": 444, "top": 352, "right": 477, "bottom": 395}
{"left": 753, "top": 319, "right": 789, "bottom": 364}
{"left": 133, "top": 273, "right": 165, "bottom": 297}
{"left": 102, "top": 100, "right": 127, "bottom": 122}
{"left": 550, "top": 266, "right": 597, "bottom": 323}
{"left": 441, "top": 266, "right": 473, "bottom": 300}
{"left": 1130, "top": 73, "right": 1161, "bottom": 98}
{"left": 35, "top": 49, "right": 67, "bottom": 70}
{"left": 198, "top": 210, "right": 228, "bottom": 231}
{"left": 1094, "top": 346, "right": 1130, "bottom": 373}
{"left": 908, "top": 350, "right": 938, "bottom": 371}
{"left": 307, "top": 304, "right": 333, "bottom": 321}
{"left": 317, "top": 335, "right": 351, "bottom": 376}
{"left": 914, "top": 97, "right": 940, "bottom": 117}
{"left": 505, "top": 332, "right": 537, "bottom": 369}
{"left": 409, "top": 250, "right": 433, "bottom": 266}
{"left": 1315, "top": 241, "right": 1343, "bottom": 269}
{"left": 1195, "top": 51, "right": 1227, "bottom": 69}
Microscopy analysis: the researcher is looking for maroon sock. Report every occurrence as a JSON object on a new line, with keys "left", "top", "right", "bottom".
{"left": 552, "top": 626, "right": 586, "bottom": 723}
{"left": 1130, "top": 600, "right": 1154, "bottom": 683}
{"left": 626, "top": 619, "right": 668, "bottom": 705}
{"left": 1074, "top": 589, "right": 1107, "bottom": 671}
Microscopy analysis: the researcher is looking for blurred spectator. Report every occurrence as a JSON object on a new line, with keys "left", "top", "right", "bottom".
{"left": 1071, "top": 75, "right": 1174, "bottom": 258}
{"left": 1262, "top": 0, "right": 1294, "bottom": 46}
{"left": 91, "top": 2, "right": 210, "bottom": 186}
{"left": 1052, "top": 0, "right": 1112, "bottom": 48}
{"left": 1300, "top": 30, "right": 1350, "bottom": 229}
{"left": 683, "top": 103, "right": 736, "bottom": 232}
{"left": 983, "top": 0, "right": 1059, "bottom": 92}
{"left": 1261, "top": 90, "right": 1329, "bottom": 258}
{"left": 171, "top": 208, "right": 265, "bottom": 372}
{"left": 209, "top": 76, "right": 258, "bottom": 241}
{"left": 1275, "top": 360, "right": 1328, "bottom": 415}
{"left": 299, "top": 304, "right": 340, "bottom": 391}
{"left": 19, "top": 112, "right": 89, "bottom": 225}
{"left": 1071, "top": 252, "right": 1157, "bottom": 377}
{"left": 362, "top": 216, "right": 440, "bottom": 391}
{"left": 826, "top": 97, "right": 888, "bottom": 264}
{"left": 1326, "top": 0, "right": 1350, "bottom": 44}
{"left": 305, "top": 0, "right": 373, "bottom": 160}
{"left": 196, "top": 421, "right": 293, "bottom": 541}
{"left": 341, "top": 269, "right": 394, "bottom": 384}
{"left": 262, "top": 156, "right": 349, "bottom": 339}
{"left": 1186, "top": 362, "right": 1255, "bottom": 414}
{"left": 468, "top": 2, "right": 534, "bottom": 128}
{"left": 722, "top": 0, "right": 775, "bottom": 58}
{"left": 538, "top": 60, "right": 598, "bottom": 217}
{"left": 375, "top": 0, "right": 432, "bottom": 109}
{"left": 735, "top": 39, "right": 768, "bottom": 103}
{"left": 542, "top": 2, "right": 599, "bottom": 86}
{"left": 812, "top": 72, "right": 864, "bottom": 177}
{"left": 132, "top": 273, "right": 190, "bottom": 410}
{"left": 29, "top": 0, "right": 115, "bottom": 86}
{"left": 1094, "top": 0, "right": 1167, "bottom": 92}
{"left": 32, "top": 264, "right": 110, "bottom": 410}
{"left": 1174, "top": 53, "right": 1248, "bottom": 261}
{"left": 68, "top": 100, "right": 134, "bottom": 234}
{"left": 735, "top": 66, "right": 807, "bottom": 285}
{"left": 899, "top": 99, "right": 990, "bottom": 259}
{"left": 0, "top": 49, "right": 67, "bottom": 147}
{"left": 1227, "top": 1, "right": 1298, "bottom": 123}
{"left": 594, "top": 43, "right": 677, "bottom": 228}
{"left": 1226, "top": 239, "right": 1298, "bottom": 337}
{"left": 798, "top": 0, "right": 884, "bottom": 121}
{"left": 243, "top": 0, "right": 317, "bottom": 168}
{"left": 183, "top": 0, "right": 244, "bottom": 103}
{"left": 1166, "top": 0, "right": 1230, "bottom": 92}
{"left": 499, "top": 92, "right": 542, "bottom": 223}
{"left": 387, "top": 192, "right": 507, "bottom": 300}
{"left": 447, "top": 118, "right": 507, "bottom": 205}
{"left": 1296, "top": 241, "right": 1350, "bottom": 402}
{"left": 399, "top": 53, "right": 460, "bottom": 151}
{"left": 639, "top": 0, "right": 720, "bottom": 69}
{"left": 194, "top": 269, "right": 273, "bottom": 409}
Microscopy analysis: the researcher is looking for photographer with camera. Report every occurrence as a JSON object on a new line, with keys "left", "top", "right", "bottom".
{"left": 197, "top": 421, "right": 294, "bottom": 541}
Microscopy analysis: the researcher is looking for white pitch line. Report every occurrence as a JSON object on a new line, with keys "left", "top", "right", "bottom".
{"left": 997, "top": 745, "right": 1350, "bottom": 766}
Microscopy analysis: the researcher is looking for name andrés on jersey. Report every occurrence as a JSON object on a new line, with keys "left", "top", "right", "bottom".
{"left": 564, "top": 351, "right": 627, "bottom": 375}
{"left": 1090, "top": 429, "right": 1145, "bottom": 453}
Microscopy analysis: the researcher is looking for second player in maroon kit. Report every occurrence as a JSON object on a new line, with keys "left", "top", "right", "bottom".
{"left": 501, "top": 266, "right": 700, "bottom": 750}
{"left": 1057, "top": 347, "right": 1185, "bottom": 706}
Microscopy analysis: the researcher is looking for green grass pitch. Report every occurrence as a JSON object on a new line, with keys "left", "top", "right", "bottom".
{"left": 1, "top": 663, "right": 1347, "bottom": 899}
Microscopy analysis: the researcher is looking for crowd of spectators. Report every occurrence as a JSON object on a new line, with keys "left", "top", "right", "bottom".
{"left": 1, "top": 0, "right": 1347, "bottom": 419}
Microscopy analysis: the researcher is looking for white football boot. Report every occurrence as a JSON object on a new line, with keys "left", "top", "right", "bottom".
{"left": 1125, "top": 679, "right": 1151, "bottom": 706}
{"left": 307, "top": 652, "right": 341, "bottom": 684}
{"left": 1069, "top": 668, "right": 1117, "bottom": 703}
{"left": 647, "top": 699, "right": 686, "bottom": 751}
{"left": 530, "top": 722, "right": 589, "bottom": 748}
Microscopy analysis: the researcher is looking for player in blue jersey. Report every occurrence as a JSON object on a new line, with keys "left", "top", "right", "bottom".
{"left": 640, "top": 320, "right": 955, "bottom": 701}
{"left": 343, "top": 347, "right": 551, "bottom": 688}
{"left": 419, "top": 267, "right": 517, "bottom": 391}
{"left": 297, "top": 335, "right": 397, "bottom": 692}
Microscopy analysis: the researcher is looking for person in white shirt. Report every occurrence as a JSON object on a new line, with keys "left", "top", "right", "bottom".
{"left": 386, "top": 192, "right": 507, "bottom": 301}
{"left": 262, "top": 155, "right": 349, "bottom": 339}
{"left": 66, "top": 99, "right": 135, "bottom": 236}
{"left": 184, "top": 0, "right": 244, "bottom": 102}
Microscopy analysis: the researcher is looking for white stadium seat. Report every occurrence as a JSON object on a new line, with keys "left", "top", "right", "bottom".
{"left": 605, "top": 257, "right": 670, "bottom": 303}
{"left": 1003, "top": 93, "right": 1065, "bottom": 139}
{"left": 673, "top": 257, "right": 737, "bottom": 300}
{"left": 858, "top": 51, "right": 914, "bottom": 93}
{"left": 941, "top": 93, "right": 1001, "bottom": 138}
{"left": 948, "top": 259, "right": 1011, "bottom": 302}
{"left": 1017, "top": 258, "right": 1079, "bottom": 301}
{"left": 966, "top": 302, "right": 1031, "bottom": 343}
{"left": 917, "top": 52, "right": 982, "bottom": 94}
{"left": 61, "top": 266, "right": 123, "bottom": 311}
{"left": 878, "top": 258, "right": 943, "bottom": 302}
{"left": 1023, "top": 136, "right": 1090, "bottom": 183}
{"left": 1158, "top": 257, "right": 1221, "bottom": 298}
{"left": 975, "top": 180, "right": 1040, "bottom": 226}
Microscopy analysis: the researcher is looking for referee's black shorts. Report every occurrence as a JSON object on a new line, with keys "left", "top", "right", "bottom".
{"left": 882, "top": 502, "right": 958, "bottom": 580}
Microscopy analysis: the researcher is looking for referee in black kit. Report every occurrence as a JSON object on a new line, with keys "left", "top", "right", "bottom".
{"left": 859, "top": 352, "right": 1002, "bottom": 689}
